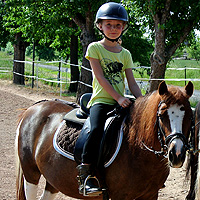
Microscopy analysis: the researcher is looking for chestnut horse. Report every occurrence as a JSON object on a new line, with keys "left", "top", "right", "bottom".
{"left": 16, "top": 81, "right": 194, "bottom": 200}
{"left": 186, "top": 101, "right": 200, "bottom": 200}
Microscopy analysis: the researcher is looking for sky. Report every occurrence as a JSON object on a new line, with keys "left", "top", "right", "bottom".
{"left": 195, "top": 29, "right": 200, "bottom": 37}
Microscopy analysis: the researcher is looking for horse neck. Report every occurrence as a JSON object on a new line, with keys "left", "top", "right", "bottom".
{"left": 126, "top": 92, "right": 161, "bottom": 149}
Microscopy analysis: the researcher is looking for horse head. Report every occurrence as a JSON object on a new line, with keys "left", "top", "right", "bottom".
{"left": 157, "top": 81, "right": 193, "bottom": 168}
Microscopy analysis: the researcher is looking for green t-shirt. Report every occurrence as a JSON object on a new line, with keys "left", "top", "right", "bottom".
{"left": 85, "top": 42, "right": 134, "bottom": 107}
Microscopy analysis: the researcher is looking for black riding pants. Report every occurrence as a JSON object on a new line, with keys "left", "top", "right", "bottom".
{"left": 81, "top": 103, "right": 116, "bottom": 166}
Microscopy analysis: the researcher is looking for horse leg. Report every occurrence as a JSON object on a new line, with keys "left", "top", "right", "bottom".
{"left": 16, "top": 134, "right": 40, "bottom": 200}
{"left": 24, "top": 178, "right": 38, "bottom": 199}
{"left": 186, "top": 153, "right": 197, "bottom": 200}
{"left": 39, "top": 181, "right": 58, "bottom": 200}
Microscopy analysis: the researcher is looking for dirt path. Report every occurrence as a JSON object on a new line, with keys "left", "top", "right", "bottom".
{"left": 0, "top": 80, "right": 191, "bottom": 199}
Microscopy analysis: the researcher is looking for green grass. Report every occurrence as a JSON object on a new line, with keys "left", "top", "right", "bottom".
{"left": 0, "top": 51, "right": 13, "bottom": 79}
{"left": 131, "top": 59, "right": 200, "bottom": 90}
{"left": 0, "top": 51, "right": 73, "bottom": 96}
{"left": 1, "top": 50, "right": 200, "bottom": 103}
{"left": 130, "top": 59, "right": 200, "bottom": 106}
{"left": 166, "top": 59, "right": 200, "bottom": 90}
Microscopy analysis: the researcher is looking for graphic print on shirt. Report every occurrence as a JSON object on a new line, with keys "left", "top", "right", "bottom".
{"left": 100, "top": 58, "right": 123, "bottom": 85}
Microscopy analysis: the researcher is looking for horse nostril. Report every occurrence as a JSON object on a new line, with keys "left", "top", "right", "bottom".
{"left": 169, "top": 150, "right": 174, "bottom": 163}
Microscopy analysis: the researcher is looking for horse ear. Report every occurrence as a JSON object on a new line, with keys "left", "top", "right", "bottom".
{"left": 158, "top": 81, "right": 168, "bottom": 95}
{"left": 184, "top": 81, "right": 193, "bottom": 97}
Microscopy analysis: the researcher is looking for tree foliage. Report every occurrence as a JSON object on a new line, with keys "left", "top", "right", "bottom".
{"left": 0, "top": 1, "right": 11, "bottom": 47}
{"left": 123, "top": 0, "right": 200, "bottom": 91}
{"left": 2, "top": 0, "right": 200, "bottom": 95}
{"left": 186, "top": 38, "right": 200, "bottom": 60}
{"left": 122, "top": 3, "right": 154, "bottom": 66}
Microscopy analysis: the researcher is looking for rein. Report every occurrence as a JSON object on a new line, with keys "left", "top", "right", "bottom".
{"left": 142, "top": 100, "right": 193, "bottom": 157}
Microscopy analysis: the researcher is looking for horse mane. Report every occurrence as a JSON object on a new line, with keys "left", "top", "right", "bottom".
{"left": 126, "top": 91, "right": 160, "bottom": 148}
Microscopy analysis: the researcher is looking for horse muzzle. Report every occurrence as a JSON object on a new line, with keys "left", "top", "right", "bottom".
{"left": 167, "top": 133, "right": 187, "bottom": 168}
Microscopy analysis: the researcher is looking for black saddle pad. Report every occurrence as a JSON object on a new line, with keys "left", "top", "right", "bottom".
{"left": 54, "top": 113, "right": 125, "bottom": 167}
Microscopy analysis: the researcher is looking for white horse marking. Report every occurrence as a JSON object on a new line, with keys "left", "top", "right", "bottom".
{"left": 40, "top": 190, "right": 58, "bottom": 200}
{"left": 167, "top": 104, "right": 185, "bottom": 134}
{"left": 167, "top": 104, "right": 185, "bottom": 156}
{"left": 24, "top": 178, "right": 38, "bottom": 200}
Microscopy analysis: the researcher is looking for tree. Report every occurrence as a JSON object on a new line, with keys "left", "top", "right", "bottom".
{"left": 2, "top": 1, "right": 30, "bottom": 84}
{"left": 13, "top": 33, "right": 28, "bottom": 85}
{"left": 122, "top": 10, "right": 153, "bottom": 67}
{"left": 69, "top": 34, "right": 79, "bottom": 92}
{"left": 0, "top": 1, "right": 10, "bottom": 47}
{"left": 1, "top": 0, "right": 79, "bottom": 86}
{"left": 124, "top": 0, "right": 200, "bottom": 91}
{"left": 186, "top": 37, "right": 200, "bottom": 60}
{"left": 66, "top": 0, "right": 109, "bottom": 102}
{"left": 3, "top": 0, "right": 176, "bottom": 98}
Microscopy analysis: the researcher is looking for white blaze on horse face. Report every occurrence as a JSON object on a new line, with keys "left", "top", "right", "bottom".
{"left": 167, "top": 104, "right": 185, "bottom": 134}
{"left": 167, "top": 104, "right": 185, "bottom": 153}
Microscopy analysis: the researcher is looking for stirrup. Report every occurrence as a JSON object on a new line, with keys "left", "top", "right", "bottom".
{"left": 83, "top": 175, "right": 102, "bottom": 197}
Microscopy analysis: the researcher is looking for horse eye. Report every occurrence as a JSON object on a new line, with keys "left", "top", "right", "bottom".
{"left": 180, "top": 106, "right": 185, "bottom": 111}
{"left": 160, "top": 103, "right": 167, "bottom": 110}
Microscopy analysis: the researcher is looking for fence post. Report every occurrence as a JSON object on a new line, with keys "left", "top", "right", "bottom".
{"left": 32, "top": 42, "right": 35, "bottom": 88}
{"left": 58, "top": 61, "right": 61, "bottom": 87}
{"left": 36, "top": 62, "right": 38, "bottom": 90}
{"left": 184, "top": 66, "right": 186, "bottom": 86}
{"left": 60, "top": 59, "right": 62, "bottom": 97}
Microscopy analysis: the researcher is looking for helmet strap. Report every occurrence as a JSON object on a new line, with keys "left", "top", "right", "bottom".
{"left": 103, "top": 32, "right": 121, "bottom": 42}
{"left": 96, "top": 27, "right": 121, "bottom": 43}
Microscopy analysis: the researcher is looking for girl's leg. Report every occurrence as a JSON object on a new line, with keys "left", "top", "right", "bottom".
{"left": 82, "top": 103, "right": 115, "bottom": 165}
{"left": 77, "top": 103, "right": 115, "bottom": 196}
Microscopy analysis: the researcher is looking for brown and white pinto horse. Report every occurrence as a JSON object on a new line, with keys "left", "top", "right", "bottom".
{"left": 16, "top": 81, "right": 194, "bottom": 200}
{"left": 186, "top": 101, "right": 200, "bottom": 200}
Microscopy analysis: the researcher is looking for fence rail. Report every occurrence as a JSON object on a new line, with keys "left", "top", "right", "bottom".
{"left": 1, "top": 59, "right": 200, "bottom": 96}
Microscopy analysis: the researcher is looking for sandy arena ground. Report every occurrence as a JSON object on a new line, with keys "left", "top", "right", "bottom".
{"left": 0, "top": 79, "right": 191, "bottom": 199}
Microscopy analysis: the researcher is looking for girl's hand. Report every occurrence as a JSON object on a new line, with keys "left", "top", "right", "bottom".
{"left": 117, "top": 96, "right": 132, "bottom": 108}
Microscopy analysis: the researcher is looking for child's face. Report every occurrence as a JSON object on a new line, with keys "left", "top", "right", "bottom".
{"left": 99, "top": 19, "right": 125, "bottom": 40}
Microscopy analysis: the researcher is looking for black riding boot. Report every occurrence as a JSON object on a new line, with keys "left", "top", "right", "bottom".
{"left": 76, "top": 164, "right": 102, "bottom": 196}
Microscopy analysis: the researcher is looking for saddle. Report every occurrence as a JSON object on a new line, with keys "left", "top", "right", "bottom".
{"left": 53, "top": 93, "right": 129, "bottom": 167}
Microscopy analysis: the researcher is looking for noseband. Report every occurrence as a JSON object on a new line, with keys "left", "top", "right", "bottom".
{"left": 142, "top": 101, "right": 192, "bottom": 158}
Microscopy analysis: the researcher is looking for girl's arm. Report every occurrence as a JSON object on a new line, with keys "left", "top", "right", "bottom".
{"left": 125, "top": 68, "right": 142, "bottom": 98}
{"left": 89, "top": 57, "right": 131, "bottom": 107}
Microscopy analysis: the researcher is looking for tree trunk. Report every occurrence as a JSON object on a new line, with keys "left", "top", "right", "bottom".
{"left": 149, "top": 11, "right": 167, "bottom": 92}
{"left": 74, "top": 8, "right": 96, "bottom": 103}
{"left": 76, "top": 31, "right": 94, "bottom": 103}
{"left": 149, "top": 52, "right": 167, "bottom": 92}
{"left": 13, "top": 33, "right": 27, "bottom": 85}
{"left": 69, "top": 34, "right": 79, "bottom": 92}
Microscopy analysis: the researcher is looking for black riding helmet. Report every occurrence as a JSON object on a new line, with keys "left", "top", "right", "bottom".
{"left": 95, "top": 2, "right": 129, "bottom": 42}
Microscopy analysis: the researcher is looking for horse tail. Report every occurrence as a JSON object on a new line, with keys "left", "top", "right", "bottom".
{"left": 16, "top": 156, "right": 26, "bottom": 200}
{"left": 15, "top": 120, "right": 26, "bottom": 200}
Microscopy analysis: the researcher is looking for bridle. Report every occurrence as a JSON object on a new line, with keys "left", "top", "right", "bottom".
{"left": 142, "top": 100, "right": 194, "bottom": 158}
